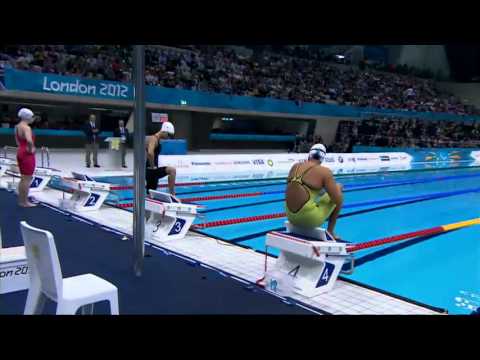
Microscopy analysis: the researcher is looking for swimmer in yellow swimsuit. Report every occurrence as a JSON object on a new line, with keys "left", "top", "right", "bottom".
{"left": 285, "top": 144, "right": 344, "bottom": 239}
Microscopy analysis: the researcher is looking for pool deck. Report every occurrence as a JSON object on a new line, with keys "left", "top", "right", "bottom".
{"left": 0, "top": 148, "right": 454, "bottom": 315}
{"left": 6, "top": 176, "right": 444, "bottom": 315}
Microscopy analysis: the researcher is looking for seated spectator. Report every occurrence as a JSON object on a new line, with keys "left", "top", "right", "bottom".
{"left": 334, "top": 116, "right": 480, "bottom": 151}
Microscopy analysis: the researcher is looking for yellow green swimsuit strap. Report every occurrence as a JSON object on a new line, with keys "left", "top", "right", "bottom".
{"left": 289, "top": 163, "right": 317, "bottom": 185}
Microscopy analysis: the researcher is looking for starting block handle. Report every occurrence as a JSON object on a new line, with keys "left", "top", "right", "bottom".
{"left": 149, "top": 190, "right": 182, "bottom": 204}
{"left": 341, "top": 255, "right": 355, "bottom": 275}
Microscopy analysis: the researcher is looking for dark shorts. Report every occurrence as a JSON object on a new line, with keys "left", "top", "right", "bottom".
{"left": 146, "top": 166, "right": 168, "bottom": 192}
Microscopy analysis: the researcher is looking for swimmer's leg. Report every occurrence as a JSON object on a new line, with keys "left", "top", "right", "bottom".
{"left": 18, "top": 175, "right": 36, "bottom": 207}
{"left": 165, "top": 166, "right": 176, "bottom": 196}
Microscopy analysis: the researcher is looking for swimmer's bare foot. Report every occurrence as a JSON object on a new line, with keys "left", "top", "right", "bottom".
{"left": 327, "top": 229, "right": 342, "bottom": 241}
{"left": 19, "top": 202, "right": 37, "bottom": 208}
{"left": 332, "top": 234, "right": 343, "bottom": 241}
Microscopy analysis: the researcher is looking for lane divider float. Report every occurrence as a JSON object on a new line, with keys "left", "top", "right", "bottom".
{"left": 347, "top": 218, "right": 480, "bottom": 253}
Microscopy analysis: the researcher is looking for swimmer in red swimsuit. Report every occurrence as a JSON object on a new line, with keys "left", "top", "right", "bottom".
{"left": 15, "top": 108, "right": 37, "bottom": 207}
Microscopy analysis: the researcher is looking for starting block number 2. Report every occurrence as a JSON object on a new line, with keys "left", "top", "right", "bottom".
{"left": 168, "top": 218, "right": 186, "bottom": 236}
{"left": 85, "top": 193, "right": 101, "bottom": 207}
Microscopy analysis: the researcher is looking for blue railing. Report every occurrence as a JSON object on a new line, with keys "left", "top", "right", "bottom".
{"left": 0, "top": 128, "right": 113, "bottom": 137}
{"left": 210, "top": 133, "right": 296, "bottom": 142}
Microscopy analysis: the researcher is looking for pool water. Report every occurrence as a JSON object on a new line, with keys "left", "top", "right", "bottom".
{"left": 94, "top": 165, "right": 480, "bottom": 314}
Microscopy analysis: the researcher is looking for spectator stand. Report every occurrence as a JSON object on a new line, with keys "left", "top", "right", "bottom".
{"left": 2, "top": 45, "right": 478, "bottom": 116}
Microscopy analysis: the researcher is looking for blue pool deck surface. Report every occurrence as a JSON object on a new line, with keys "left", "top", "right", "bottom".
{"left": 88, "top": 163, "right": 480, "bottom": 315}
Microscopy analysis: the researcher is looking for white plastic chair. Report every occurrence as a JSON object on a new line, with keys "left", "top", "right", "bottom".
{"left": 20, "top": 221, "right": 119, "bottom": 315}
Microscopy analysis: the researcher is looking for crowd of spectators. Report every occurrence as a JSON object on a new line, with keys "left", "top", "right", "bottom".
{"left": 0, "top": 45, "right": 132, "bottom": 82}
{"left": 291, "top": 134, "right": 325, "bottom": 153}
{"left": 1, "top": 45, "right": 479, "bottom": 116}
{"left": 333, "top": 117, "right": 480, "bottom": 151}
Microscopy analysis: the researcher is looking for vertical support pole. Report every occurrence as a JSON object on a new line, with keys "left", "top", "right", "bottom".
{"left": 132, "top": 45, "right": 146, "bottom": 277}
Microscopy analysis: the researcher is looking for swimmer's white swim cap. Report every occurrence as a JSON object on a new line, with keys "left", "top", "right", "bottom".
{"left": 309, "top": 143, "right": 327, "bottom": 162}
{"left": 160, "top": 121, "right": 175, "bottom": 135}
{"left": 18, "top": 108, "right": 35, "bottom": 122}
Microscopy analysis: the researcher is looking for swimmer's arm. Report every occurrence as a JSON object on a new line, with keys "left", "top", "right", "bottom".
{"left": 324, "top": 170, "right": 343, "bottom": 207}
{"left": 147, "top": 137, "right": 157, "bottom": 168}
{"left": 24, "top": 127, "right": 35, "bottom": 154}
{"left": 14, "top": 127, "right": 19, "bottom": 147}
{"left": 287, "top": 164, "right": 298, "bottom": 182}
{"left": 324, "top": 170, "right": 343, "bottom": 238}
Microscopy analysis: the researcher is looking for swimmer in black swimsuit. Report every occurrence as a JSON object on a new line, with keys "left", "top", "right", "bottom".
{"left": 146, "top": 122, "right": 176, "bottom": 196}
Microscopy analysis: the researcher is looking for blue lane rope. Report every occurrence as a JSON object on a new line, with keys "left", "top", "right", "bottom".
{"left": 201, "top": 185, "right": 480, "bottom": 244}
{"left": 197, "top": 183, "right": 480, "bottom": 215}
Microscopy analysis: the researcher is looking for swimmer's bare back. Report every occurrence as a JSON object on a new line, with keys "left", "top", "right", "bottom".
{"left": 286, "top": 161, "right": 340, "bottom": 213}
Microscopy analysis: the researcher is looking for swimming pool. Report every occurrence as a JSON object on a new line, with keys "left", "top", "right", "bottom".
{"left": 93, "top": 164, "right": 480, "bottom": 314}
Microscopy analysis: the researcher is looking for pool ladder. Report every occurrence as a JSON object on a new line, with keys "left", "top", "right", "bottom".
{"left": 2, "top": 145, "right": 50, "bottom": 168}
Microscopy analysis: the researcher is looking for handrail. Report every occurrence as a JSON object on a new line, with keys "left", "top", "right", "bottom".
{"left": 2, "top": 146, "right": 16, "bottom": 159}
{"left": 40, "top": 147, "right": 50, "bottom": 168}
{"left": 2, "top": 145, "right": 50, "bottom": 168}
{"left": 44, "top": 147, "right": 50, "bottom": 168}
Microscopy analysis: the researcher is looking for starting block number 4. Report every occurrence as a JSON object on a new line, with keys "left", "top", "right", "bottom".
{"left": 316, "top": 262, "right": 335, "bottom": 288}
{"left": 30, "top": 177, "right": 43, "bottom": 189}
{"left": 286, "top": 262, "right": 335, "bottom": 289}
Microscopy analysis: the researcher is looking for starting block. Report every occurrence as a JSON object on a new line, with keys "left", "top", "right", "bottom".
{"left": 27, "top": 168, "right": 54, "bottom": 193}
{"left": 3, "top": 163, "right": 54, "bottom": 193}
{"left": 58, "top": 172, "right": 111, "bottom": 212}
{"left": 145, "top": 190, "right": 198, "bottom": 242}
{"left": 264, "top": 222, "right": 353, "bottom": 298}
{"left": 0, "top": 158, "right": 14, "bottom": 178}
{"left": 0, "top": 246, "right": 29, "bottom": 294}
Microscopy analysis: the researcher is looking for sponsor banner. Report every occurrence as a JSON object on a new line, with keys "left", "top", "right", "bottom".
{"left": 354, "top": 146, "right": 480, "bottom": 164}
{"left": 470, "top": 151, "right": 480, "bottom": 162}
{"left": 191, "top": 161, "right": 211, "bottom": 166}
{"left": 157, "top": 152, "right": 411, "bottom": 175}
{"left": 5, "top": 69, "right": 133, "bottom": 100}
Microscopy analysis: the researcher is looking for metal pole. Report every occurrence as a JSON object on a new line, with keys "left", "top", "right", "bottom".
{"left": 133, "top": 45, "right": 146, "bottom": 276}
